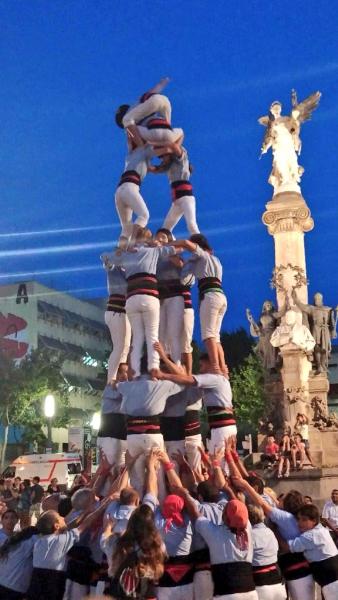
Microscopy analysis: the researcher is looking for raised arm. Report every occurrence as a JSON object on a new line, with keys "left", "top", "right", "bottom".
{"left": 291, "top": 289, "right": 312, "bottom": 315}
{"left": 170, "top": 239, "right": 198, "bottom": 253}
{"left": 158, "top": 450, "right": 183, "bottom": 489}
{"left": 153, "top": 341, "right": 185, "bottom": 375}
{"left": 174, "top": 487, "right": 201, "bottom": 521}
{"left": 157, "top": 370, "right": 195, "bottom": 386}
{"left": 145, "top": 448, "right": 160, "bottom": 498}
{"left": 147, "top": 77, "right": 170, "bottom": 95}
{"left": 77, "top": 490, "right": 118, "bottom": 533}
{"left": 232, "top": 477, "right": 274, "bottom": 517}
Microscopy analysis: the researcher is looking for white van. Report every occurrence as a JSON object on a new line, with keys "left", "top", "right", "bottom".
{"left": 2, "top": 452, "right": 83, "bottom": 490}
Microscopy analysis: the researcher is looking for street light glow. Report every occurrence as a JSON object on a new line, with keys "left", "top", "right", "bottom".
{"left": 44, "top": 394, "right": 55, "bottom": 418}
{"left": 91, "top": 412, "right": 101, "bottom": 431}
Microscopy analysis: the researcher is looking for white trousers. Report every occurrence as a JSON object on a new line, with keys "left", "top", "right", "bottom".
{"left": 207, "top": 426, "right": 238, "bottom": 475}
{"left": 123, "top": 94, "right": 172, "bottom": 127}
{"left": 256, "top": 582, "right": 287, "bottom": 600}
{"left": 287, "top": 575, "right": 315, "bottom": 600}
{"left": 165, "top": 439, "right": 186, "bottom": 472}
{"left": 163, "top": 196, "right": 200, "bottom": 235}
{"left": 137, "top": 124, "right": 184, "bottom": 145}
{"left": 97, "top": 436, "right": 127, "bottom": 470}
{"left": 200, "top": 292, "right": 227, "bottom": 342}
{"left": 157, "top": 582, "right": 193, "bottom": 600}
{"left": 159, "top": 296, "right": 185, "bottom": 364}
{"left": 322, "top": 580, "right": 338, "bottom": 600}
{"left": 104, "top": 311, "right": 131, "bottom": 381}
{"left": 214, "top": 592, "right": 258, "bottom": 600}
{"left": 182, "top": 308, "right": 194, "bottom": 354}
{"left": 185, "top": 434, "right": 202, "bottom": 472}
{"left": 193, "top": 570, "right": 214, "bottom": 600}
{"left": 115, "top": 182, "right": 149, "bottom": 238}
{"left": 126, "top": 295, "right": 160, "bottom": 376}
{"left": 127, "top": 433, "right": 166, "bottom": 501}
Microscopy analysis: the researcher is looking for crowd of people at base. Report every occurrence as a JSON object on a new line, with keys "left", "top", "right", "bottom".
{"left": 260, "top": 413, "right": 315, "bottom": 479}
{"left": 1, "top": 443, "right": 338, "bottom": 600}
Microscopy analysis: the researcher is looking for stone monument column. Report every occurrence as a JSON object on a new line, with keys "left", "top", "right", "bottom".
{"left": 262, "top": 191, "right": 315, "bottom": 426}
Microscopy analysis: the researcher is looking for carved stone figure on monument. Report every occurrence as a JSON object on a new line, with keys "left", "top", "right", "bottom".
{"left": 246, "top": 298, "right": 287, "bottom": 372}
{"left": 270, "top": 307, "right": 315, "bottom": 352}
{"left": 292, "top": 290, "right": 337, "bottom": 374}
{"left": 258, "top": 90, "right": 321, "bottom": 194}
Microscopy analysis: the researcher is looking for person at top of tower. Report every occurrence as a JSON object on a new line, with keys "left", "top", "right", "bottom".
{"left": 115, "top": 77, "right": 183, "bottom": 148}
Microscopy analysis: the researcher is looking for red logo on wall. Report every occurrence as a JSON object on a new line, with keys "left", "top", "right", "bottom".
{"left": 0, "top": 313, "right": 29, "bottom": 359}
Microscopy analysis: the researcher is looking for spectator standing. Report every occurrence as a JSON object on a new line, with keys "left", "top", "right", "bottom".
{"left": 17, "top": 480, "right": 32, "bottom": 529}
{"left": 322, "top": 489, "right": 338, "bottom": 547}
{"left": 47, "top": 478, "right": 60, "bottom": 494}
{"left": 30, "top": 477, "right": 44, "bottom": 523}
{"left": 1, "top": 479, "right": 18, "bottom": 511}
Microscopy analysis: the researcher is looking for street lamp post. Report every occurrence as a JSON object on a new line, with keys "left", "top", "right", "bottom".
{"left": 44, "top": 394, "right": 55, "bottom": 452}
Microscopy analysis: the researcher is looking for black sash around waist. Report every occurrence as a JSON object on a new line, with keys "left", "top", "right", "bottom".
{"left": 106, "top": 293, "right": 126, "bottom": 313}
{"left": 211, "top": 561, "right": 255, "bottom": 595}
{"left": 253, "top": 562, "right": 283, "bottom": 586}
{"left": 278, "top": 551, "right": 311, "bottom": 581}
{"left": 159, "top": 554, "right": 194, "bottom": 587}
{"left": 28, "top": 567, "right": 67, "bottom": 600}
{"left": 171, "top": 180, "right": 194, "bottom": 201}
{"left": 160, "top": 416, "right": 185, "bottom": 441}
{"left": 310, "top": 554, "right": 338, "bottom": 587}
{"left": 98, "top": 412, "right": 127, "bottom": 440}
{"left": 127, "top": 415, "right": 161, "bottom": 435}
{"left": 118, "top": 169, "right": 141, "bottom": 188}
{"left": 198, "top": 276, "right": 223, "bottom": 301}
{"left": 158, "top": 278, "right": 185, "bottom": 300}
{"left": 184, "top": 410, "right": 201, "bottom": 437}
{"left": 127, "top": 272, "right": 159, "bottom": 300}
{"left": 207, "top": 406, "right": 236, "bottom": 429}
{"left": 192, "top": 547, "right": 211, "bottom": 572}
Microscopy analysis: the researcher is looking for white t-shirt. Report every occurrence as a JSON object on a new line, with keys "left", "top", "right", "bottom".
{"left": 322, "top": 500, "right": 338, "bottom": 530}
{"left": 33, "top": 528, "right": 80, "bottom": 571}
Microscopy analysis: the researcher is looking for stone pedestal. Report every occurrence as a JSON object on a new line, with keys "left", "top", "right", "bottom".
{"left": 261, "top": 190, "right": 332, "bottom": 466}
{"left": 262, "top": 191, "right": 314, "bottom": 307}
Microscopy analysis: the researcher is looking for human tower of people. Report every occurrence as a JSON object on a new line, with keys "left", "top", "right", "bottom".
{"left": 1, "top": 79, "right": 338, "bottom": 600}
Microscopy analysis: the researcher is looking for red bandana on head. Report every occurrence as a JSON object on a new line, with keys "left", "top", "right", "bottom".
{"left": 162, "top": 495, "right": 184, "bottom": 532}
{"left": 225, "top": 499, "right": 249, "bottom": 551}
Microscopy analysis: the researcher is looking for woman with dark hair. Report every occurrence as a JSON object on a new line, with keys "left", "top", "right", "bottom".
{"left": 109, "top": 504, "right": 166, "bottom": 599}
{"left": 171, "top": 234, "right": 227, "bottom": 373}
{"left": 0, "top": 526, "right": 38, "bottom": 599}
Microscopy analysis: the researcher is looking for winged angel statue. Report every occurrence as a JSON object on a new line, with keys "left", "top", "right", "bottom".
{"left": 259, "top": 90, "right": 321, "bottom": 193}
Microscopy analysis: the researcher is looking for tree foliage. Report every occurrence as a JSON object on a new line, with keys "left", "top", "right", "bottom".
{"left": 221, "top": 328, "right": 254, "bottom": 371}
{"left": 231, "top": 352, "right": 265, "bottom": 428}
{"left": 0, "top": 348, "right": 70, "bottom": 460}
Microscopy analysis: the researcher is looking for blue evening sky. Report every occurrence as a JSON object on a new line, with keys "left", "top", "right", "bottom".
{"left": 1, "top": 0, "right": 338, "bottom": 335}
